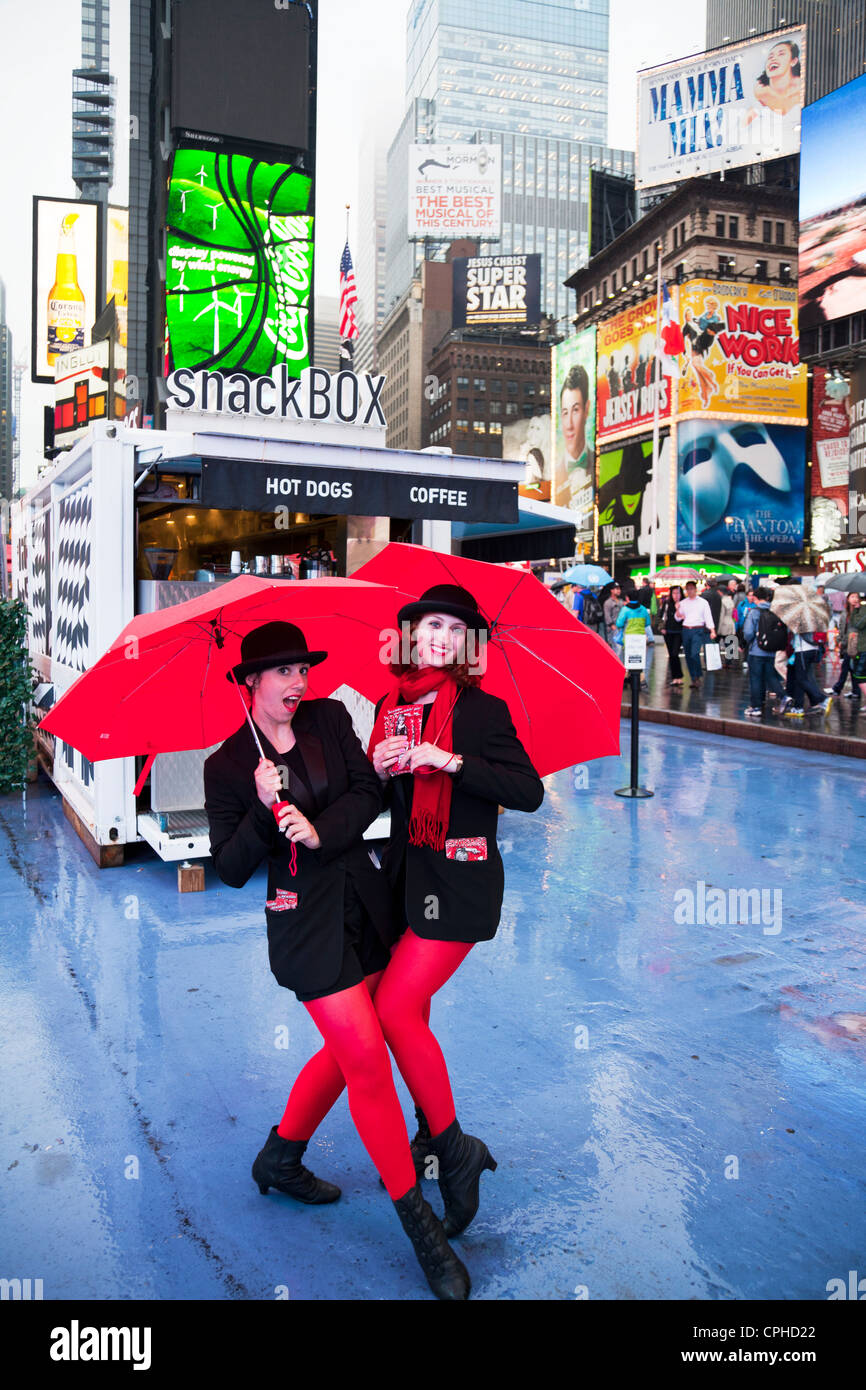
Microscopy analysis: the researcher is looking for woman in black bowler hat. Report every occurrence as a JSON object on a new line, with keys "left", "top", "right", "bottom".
{"left": 203, "top": 620, "right": 471, "bottom": 1300}
{"left": 368, "top": 585, "right": 544, "bottom": 1238}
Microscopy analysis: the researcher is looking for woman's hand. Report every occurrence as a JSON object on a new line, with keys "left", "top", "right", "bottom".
{"left": 255, "top": 757, "right": 283, "bottom": 808}
{"left": 371, "top": 735, "right": 409, "bottom": 780}
{"left": 406, "top": 741, "right": 459, "bottom": 774}
{"left": 275, "top": 802, "right": 321, "bottom": 849}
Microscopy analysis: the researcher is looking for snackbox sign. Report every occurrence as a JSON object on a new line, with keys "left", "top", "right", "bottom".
{"left": 166, "top": 365, "right": 387, "bottom": 427}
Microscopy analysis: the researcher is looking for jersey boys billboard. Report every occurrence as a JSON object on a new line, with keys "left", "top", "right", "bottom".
{"left": 637, "top": 28, "right": 806, "bottom": 189}
{"left": 677, "top": 280, "right": 807, "bottom": 421}
{"left": 165, "top": 148, "right": 313, "bottom": 378}
{"left": 452, "top": 254, "right": 541, "bottom": 329}
{"left": 596, "top": 300, "right": 672, "bottom": 444}
{"left": 408, "top": 145, "right": 502, "bottom": 238}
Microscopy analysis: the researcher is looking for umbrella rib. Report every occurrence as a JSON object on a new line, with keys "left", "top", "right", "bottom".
{"left": 424, "top": 551, "right": 528, "bottom": 630}
{"left": 495, "top": 630, "right": 613, "bottom": 724}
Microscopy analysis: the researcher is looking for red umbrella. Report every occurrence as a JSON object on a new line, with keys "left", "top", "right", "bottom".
{"left": 352, "top": 544, "right": 622, "bottom": 775}
{"left": 39, "top": 576, "right": 402, "bottom": 768}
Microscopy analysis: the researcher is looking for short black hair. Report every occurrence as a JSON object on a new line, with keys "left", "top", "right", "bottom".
{"left": 754, "top": 586, "right": 772, "bottom": 601}
{"left": 561, "top": 364, "right": 589, "bottom": 407}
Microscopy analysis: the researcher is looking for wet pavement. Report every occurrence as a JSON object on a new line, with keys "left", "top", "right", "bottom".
{"left": 624, "top": 637, "right": 866, "bottom": 756}
{"left": 1, "top": 727, "right": 865, "bottom": 1301}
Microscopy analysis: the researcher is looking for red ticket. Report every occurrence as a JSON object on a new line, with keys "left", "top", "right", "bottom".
{"left": 266, "top": 889, "right": 298, "bottom": 910}
{"left": 445, "top": 837, "right": 487, "bottom": 862}
{"left": 383, "top": 704, "right": 423, "bottom": 775}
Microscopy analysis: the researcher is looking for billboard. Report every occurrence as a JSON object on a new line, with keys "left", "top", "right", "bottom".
{"left": 676, "top": 279, "right": 806, "bottom": 421}
{"left": 171, "top": 0, "right": 311, "bottom": 152}
{"left": 637, "top": 28, "right": 806, "bottom": 190}
{"left": 31, "top": 196, "right": 102, "bottom": 385}
{"left": 799, "top": 72, "right": 866, "bottom": 331}
{"left": 53, "top": 342, "right": 109, "bottom": 446}
{"left": 452, "top": 254, "right": 541, "bottom": 329}
{"left": 849, "top": 365, "right": 866, "bottom": 542}
{"left": 551, "top": 329, "right": 595, "bottom": 538}
{"left": 165, "top": 148, "right": 313, "bottom": 378}
{"left": 106, "top": 206, "right": 129, "bottom": 349}
{"left": 597, "top": 433, "right": 672, "bottom": 558}
{"left": 502, "top": 413, "right": 552, "bottom": 503}
{"left": 408, "top": 144, "right": 501, "bottom": 238}
{"left": 810, "top": 367, "right": 849, "bottom": 553}
{"left": 676, "top": 418, "right": 806, "bottom": 553}
{"left": 596, "top": 299, "right": 672, "bottom": 444}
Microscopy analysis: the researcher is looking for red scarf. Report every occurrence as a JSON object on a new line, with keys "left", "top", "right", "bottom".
{"left": 368, "top": 666, "right": 460, "bottom": 851}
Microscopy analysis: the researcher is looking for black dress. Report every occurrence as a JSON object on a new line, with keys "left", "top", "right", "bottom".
{"left": 203, "top": 699, "right": 393, "bottom": 1002}
{"left": 254, "top": 722, "right": 390, "bottom": 1002}
{"left": 377, "top": 687, "right": 544, "bottom": 943}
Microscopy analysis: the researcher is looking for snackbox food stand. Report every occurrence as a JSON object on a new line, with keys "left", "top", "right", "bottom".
{"left": 13, "top": 367, "right": 522, "bottom": 867}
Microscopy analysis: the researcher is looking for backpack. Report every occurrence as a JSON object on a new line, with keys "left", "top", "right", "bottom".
{"left": 755, "top": 607, "right": 788, "bottom": 653}
{"left": 582, "top": 592, "right": 604, "bottom": 626}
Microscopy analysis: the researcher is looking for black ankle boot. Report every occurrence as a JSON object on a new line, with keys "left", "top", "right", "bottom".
{"left": 252, "top": 1127, "right": 341, "bottom": 1204}
{"left": 429, "top": 1118, "right": 497, "bottom": 1237}
{"left": 393, "top": 1183, "right": 471, "bottom": 1300}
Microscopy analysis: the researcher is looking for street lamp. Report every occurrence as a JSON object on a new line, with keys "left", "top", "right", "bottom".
{"left": 725, "top": 515, "right": 751, "bottom": 588}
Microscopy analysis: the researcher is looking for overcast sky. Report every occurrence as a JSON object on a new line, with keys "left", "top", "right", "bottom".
{"left": 1, "top": 0, "right": 707, "bottom": 489}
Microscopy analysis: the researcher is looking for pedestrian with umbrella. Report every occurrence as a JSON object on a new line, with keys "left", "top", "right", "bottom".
{"left": 203, "top": 622, "right": 471, "bottom": 1300}
{"left": 351, "top": 545, "right": 622, "bottom": 1237}
{"left": 658, "top": 583, "right": 685, "bottom": 685}
{"left": 770, "top": 584, "right": 833, "bottom": 717}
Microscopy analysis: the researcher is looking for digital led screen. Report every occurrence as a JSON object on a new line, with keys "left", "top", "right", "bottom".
{"left": 171, "top": 0, "right": 311, "bottom": 152}
{"left": 166, "top": 148, "right": 313, "bottom": 378}
{"left": 799, "top": 71, "right": 866, "bottom": 331}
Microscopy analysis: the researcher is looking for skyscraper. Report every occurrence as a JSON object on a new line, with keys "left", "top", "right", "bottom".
{"left": 354, "top": 131, "right": 390, "bottom": 374}
{"left": 72, "top": 0, "right": 115, "bottom": 201}
{"left": 384, "top": 0, "right": 631, "bottom": 327}
{"left": 0, "top": 279, "right": 13, "bottom": 503}
{"left": 706, "top": 0, "right": 866, "bottom": 103}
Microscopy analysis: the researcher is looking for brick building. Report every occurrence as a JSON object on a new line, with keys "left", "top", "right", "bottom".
{"left": 425, "top": 334, "right": 551, "bottom": 456}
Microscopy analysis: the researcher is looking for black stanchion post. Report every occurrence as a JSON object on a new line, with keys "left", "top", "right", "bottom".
{"left": 615, "top": 669, "right": 653, "bottom": 799}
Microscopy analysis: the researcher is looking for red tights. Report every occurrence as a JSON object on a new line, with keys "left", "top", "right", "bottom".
{"left": 297, "top": 978, "right": 416, "bottom": 1200}
{"left": 277, "top": 931, "right": 472, "bottom": 1188}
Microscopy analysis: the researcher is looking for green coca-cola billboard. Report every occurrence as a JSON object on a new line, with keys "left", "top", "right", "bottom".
{"left": 166, "top": 147, "right": 313, "bottom": 378}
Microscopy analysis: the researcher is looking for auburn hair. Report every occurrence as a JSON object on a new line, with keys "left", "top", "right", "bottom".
{"left": 389, "top": 619, "right": 484, "bottom": 688}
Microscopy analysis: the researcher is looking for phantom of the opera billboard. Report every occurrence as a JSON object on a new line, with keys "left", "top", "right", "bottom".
{"left": 551, "top": 328, "right": 596, "bottom": 537}
{"left": 596, "top": 301, "right": 672, "bottom": 445}
{"left": 452, "top": 254, "right": 541, "bottom": 329}
{"left": 165, "top": 147, "right": 314, "bottom": 378}
{"left": 637, "top": 27, "right": 806, "bottom": 190}
{"left": 799, "top": 71, "right": 866, "bottom": 332}
{"left": 676, "top": 418, "right": 806, "bottom": 553}
{"left": 676, "top": 279, "right": 807, "bottom": 421}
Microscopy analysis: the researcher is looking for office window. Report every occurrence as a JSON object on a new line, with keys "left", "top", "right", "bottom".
{"left": 642, "top": 249, "right": 648, "bottom": 272}
{"left": 524, "top": 383, "right": 535, "bottom": 396}
{"left": 489, "top": 400, "right": 501, "bottom": 416}
{"left": 488, "top": 421, "right": 502, "bottom": 436}
{"left": 473, "top": 421, "right": 486, "bottom": 435}
{"left": 715, "top": 214, "right": 725, "bottom": 237}
{"left": 729, "top": 216, "right": 739, "bottom": 239}
{"left": 612, "top": 270, "right": 617, "bottom": 290}
{"left": 755, "top": 259, "right": 768, "bottom": 279}
{"left": 457, "top": 396, "right": 469, "bottom": 411}
{"left": 631, "top": 258, "right": 637, "bottom": 280}
{"left": 474, "top": 377, "right": 486, "bottom": 391}
{"left": 763, "top": 220, "right": 772, "bottom": 244}
{"left": 522, "top": 404, "right": 535, "bottom": 418}
{"left": 602, "top": 279, "right": 607, "bottom": 298}
{"left": 507, "top": 380, "right": 519, "bottom": 394}
{"left": 676, "top": 262, "right": 685, "bottom": 283}
{"left": 490, "top": 379, "right": 502, "bottom": 392}
{"left": 505, "top": 401, "right": 519, "bottom": 416}
{"left": 457, "top": 376, "right": 469, "bottom": 386}
{"left": 473, "top": 399, "right": 485, "bottom": 413}
{"left": 775, "top": 221, "right": 785, "bottom": 245}
{"left": 718, "top": 255, "right": 735, "bottom": 275}
{"left": 456, "top": 419, "right": 469, "bottom": 432}
{"left": 779, "top": 262, "right": 792, "bottom": 283}
{"left": 672, "top": 224, "right": 678, "bottom": 249}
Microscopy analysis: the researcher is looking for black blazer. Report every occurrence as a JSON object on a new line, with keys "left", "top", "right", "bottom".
{"left": 376, "top": 685, "right": 544, "bottom": 943}
{"left": 203, "top": 698, "right": 393, "bottom": 996}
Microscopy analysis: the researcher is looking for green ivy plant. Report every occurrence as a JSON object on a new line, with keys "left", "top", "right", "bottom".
{"left": 0, "top": 599, "right": 36, "bottom": 795}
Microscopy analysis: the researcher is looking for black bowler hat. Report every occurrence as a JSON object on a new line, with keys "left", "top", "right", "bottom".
{"left": 397, "top": 584, "right": 489, "bottom": 635}
{"left": 227, "top": 622, "right": 328, "bottom": 683}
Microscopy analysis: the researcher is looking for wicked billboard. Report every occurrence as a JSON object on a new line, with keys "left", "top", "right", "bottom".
{"left": 597, "top": 432, "right": 672, "bottom": 558}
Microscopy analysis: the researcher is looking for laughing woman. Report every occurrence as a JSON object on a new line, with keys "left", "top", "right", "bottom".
{"left": 203, "top": 621, "right": 471, "bottom": 1300}
{"left": 369, "top": 585, "right": 544, "bottom": 1238}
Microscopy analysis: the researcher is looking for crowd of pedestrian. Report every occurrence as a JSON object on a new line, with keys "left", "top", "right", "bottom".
{"left": 554, "top": 568, "right": 866, "bottom": 723}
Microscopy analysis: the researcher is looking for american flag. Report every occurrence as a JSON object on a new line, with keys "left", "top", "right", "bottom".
{"left": 339, "top": 241, "right": 359, "bottom": 340}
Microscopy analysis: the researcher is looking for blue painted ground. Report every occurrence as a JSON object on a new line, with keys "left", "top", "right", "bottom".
{"left": 1, "top": 726, "right": 865, "bottom": 1301}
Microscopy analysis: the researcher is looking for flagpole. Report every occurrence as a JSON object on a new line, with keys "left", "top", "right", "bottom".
{"left": 340, "top": 204, "right": 354, "bottom": 372}
{"left": 649, "top": 242, "right": 662, "bottom": 583}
